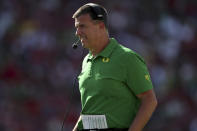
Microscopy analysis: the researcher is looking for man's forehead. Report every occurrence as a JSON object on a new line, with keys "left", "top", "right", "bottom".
{"left": 75, "top": 14, "right": 92, "bottom": 23}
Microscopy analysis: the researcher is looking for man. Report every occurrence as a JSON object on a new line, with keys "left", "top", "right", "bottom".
{"left": 72, "top": 3, "right": 157, "bottom": 131}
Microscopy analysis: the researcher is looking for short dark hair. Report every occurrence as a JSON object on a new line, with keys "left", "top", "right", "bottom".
{"left": 72, "top": 3, "right": 108, "bottom": 28}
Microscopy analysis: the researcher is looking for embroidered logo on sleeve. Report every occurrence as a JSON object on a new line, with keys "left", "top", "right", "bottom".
{"left": 145, "top": 74, "right": 151, "bottom": 82}
{"left": 81, "top": 115, "right": 108, "bottom": 129}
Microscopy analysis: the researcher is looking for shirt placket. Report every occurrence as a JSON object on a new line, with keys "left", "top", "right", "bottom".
{"left": 86, "top": 57, "right": 94, "bottom": 77}
{"left": 88, "top": 56, "right": 98, "bottom": 77}
{"left": 88, "top": 61, "right": 93, "bottom": 77}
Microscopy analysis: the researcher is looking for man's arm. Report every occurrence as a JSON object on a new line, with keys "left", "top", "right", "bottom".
{"left": 129, "top": 89, "right": 157, "bottom": 131}
{"left": 72, "top": 116, "right": 81, "bottom": 131}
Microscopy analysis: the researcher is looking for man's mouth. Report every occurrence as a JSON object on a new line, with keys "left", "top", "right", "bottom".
{"left": 80, "top": 36, "right": 87, "bottom": 42}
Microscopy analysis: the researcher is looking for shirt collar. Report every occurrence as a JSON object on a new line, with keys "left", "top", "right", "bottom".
{"left": 87, "top": 38, "right": 118, "bottom": 62}
{"left": 98, "top": 38, "right": 118, "bottom": 57}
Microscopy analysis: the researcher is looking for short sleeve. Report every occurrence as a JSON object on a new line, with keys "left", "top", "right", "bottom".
{"left": 125, "top": 52, "right": 153, "bottom": 95}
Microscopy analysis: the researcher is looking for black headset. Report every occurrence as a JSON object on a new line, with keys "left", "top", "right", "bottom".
{"left": 86, "top": 3, "right": 105, "bottom": 20}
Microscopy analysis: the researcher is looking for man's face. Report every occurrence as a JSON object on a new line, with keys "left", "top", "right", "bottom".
{"left": 75, "top": 14, "right": 100, "bottom": 49}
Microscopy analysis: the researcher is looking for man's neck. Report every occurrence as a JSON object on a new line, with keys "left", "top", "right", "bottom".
{"left": 90, "top": 37, "right": 110, "bottom": 56}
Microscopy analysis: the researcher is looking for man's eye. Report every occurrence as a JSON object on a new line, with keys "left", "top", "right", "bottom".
{"left": 80, "top": 25, "right": 85, "bottom": 28}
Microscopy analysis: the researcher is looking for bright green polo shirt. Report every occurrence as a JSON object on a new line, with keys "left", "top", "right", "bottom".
{"left": 77, "top": 38, "right": 153, "bottom": 129}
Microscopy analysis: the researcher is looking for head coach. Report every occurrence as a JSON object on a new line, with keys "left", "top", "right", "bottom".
{"left": 72, "top": 3, "right": 158, "bottom": 131}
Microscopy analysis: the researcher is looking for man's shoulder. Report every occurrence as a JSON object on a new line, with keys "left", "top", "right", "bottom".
{"left": 115, "top": 43, "right": 137, "bottom": 57}
{"left": 114, "top": 43, "right": 145, "bottom": 64}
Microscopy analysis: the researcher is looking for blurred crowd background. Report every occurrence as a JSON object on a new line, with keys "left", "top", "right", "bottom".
{"left": 0, "top": 0, "right": 197, "bottom": 131}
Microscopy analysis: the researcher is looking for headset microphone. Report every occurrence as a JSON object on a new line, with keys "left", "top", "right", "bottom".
{"left": 72, "top": 39, "right": 80, "bottom": 49}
